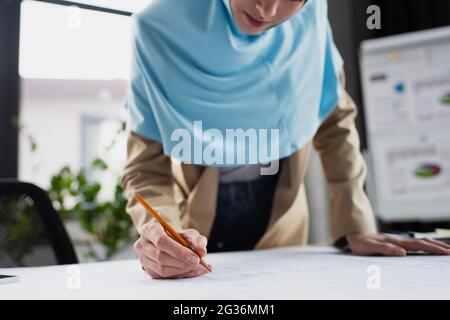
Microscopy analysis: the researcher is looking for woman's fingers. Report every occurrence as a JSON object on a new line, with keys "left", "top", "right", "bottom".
{"left": 172, "top": 266, "right": 210, "bottom": 279}
{"left": 180, "top": 229, "right": 208, "bottom": 258}
{"left": 179, "top": 230, "right": 212, "bottom": 271}
{"left": 351, "top": 238, "right": 407, "bottom": 256}
{"left": 347, "top": 233, "right": 450, "bottom": 257}
{"left": 144, "top": 223, "right": 200, "bottom": 264}
{"left": 143, "top": 268, "right": 162, "bottom": 280}
{"left": 136, "top": 241, "right": 197, "bottom": 269}
{"left": 140, "top": 256, "right": 197, "bottom": 279}
{"left": 368, "top": 240, "right": 407, "bottom": 256}
{"left": 140, "top": 255, "right": 207, "bottom": 279}
{"left": 422, "top": 237, "right": 450, "bottom": 250}
{"left": 384, "top": 236, "right": 450, "bottom": 255}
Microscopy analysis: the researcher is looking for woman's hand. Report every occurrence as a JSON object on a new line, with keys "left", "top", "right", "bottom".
{"left": 134, "top": 221, "right": 212, "bottom": 279}
{"left": 347, "top": 233, "right": 450, "bottom": 256}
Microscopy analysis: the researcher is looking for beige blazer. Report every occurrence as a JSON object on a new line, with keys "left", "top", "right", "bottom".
{"left": 121, "top": 72, "right": 378, "bottom": 249}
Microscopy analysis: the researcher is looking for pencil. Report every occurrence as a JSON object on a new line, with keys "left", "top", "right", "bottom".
{"left": 134, "top": 193, "right": 212, "bottom": 273}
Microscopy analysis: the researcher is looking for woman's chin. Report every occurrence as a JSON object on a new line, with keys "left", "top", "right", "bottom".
{"left": 235, "top": 21, "right": 266, "bottom": 36}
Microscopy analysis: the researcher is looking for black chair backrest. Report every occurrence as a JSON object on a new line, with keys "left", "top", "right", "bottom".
{"left": 0, "top": 179, "right": 78, "bottom": 267}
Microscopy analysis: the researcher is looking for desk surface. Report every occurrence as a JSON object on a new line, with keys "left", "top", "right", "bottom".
{"left": 1, "top": 246, "right": 449, "bottom": 299}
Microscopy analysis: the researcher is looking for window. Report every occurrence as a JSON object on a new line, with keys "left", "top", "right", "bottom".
{"left": 61, "top": 0, "right": 150, "bottom": 13}
{"left": 18, "top": 0, "right": 130, "bottom": 200}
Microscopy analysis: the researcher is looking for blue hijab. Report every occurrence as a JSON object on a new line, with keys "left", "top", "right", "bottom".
{"left": 124, "top": 0, "right": 343, "bottom": 166}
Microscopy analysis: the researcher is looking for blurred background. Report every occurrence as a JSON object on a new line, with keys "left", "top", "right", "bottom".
{"left": 0, "top": 0, "right": 449, "bottom": 267}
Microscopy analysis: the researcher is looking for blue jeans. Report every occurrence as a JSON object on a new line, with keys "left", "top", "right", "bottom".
{"left": 207, "top": 169, "right": 281, "bottom": 253}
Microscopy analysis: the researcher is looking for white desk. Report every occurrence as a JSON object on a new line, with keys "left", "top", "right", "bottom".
{"left": 1, "top": 246, "right": 449, "bottom": 300}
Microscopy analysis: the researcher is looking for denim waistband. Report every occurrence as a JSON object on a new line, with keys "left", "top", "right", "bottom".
{"left": 207, "top": 172, "right": 280, "bottom": 253}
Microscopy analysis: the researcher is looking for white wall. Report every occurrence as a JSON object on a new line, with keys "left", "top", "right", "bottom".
{"left": 19, "top": 79, "right": 127, "bottom": 192}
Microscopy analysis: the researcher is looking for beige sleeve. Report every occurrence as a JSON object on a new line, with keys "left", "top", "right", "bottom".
{"left": 313, "top": 71, "right": 378, "bottom": 242}
{"left": 120, "top": 131, "right": 182, "bottom": 234}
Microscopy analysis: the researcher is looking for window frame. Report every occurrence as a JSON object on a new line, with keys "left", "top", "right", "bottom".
{"left": 34, "top": 0, "right": 132, "bottom": 16}
{"left": 0, "top": 0, "right": 130, "bottom": 179}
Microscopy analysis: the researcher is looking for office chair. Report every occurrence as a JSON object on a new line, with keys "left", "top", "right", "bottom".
{"left": 0, "top": 179, "right": 78, "bottom": 267}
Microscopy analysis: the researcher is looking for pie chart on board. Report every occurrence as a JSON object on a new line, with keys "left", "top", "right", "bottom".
{"left": 394, "top": 82, "right": 405, "bottom": 94}
{"left": 414, "top": 163, "right": 442, "bottom": 178}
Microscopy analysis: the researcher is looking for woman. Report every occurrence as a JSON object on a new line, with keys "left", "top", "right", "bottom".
{"left": 121, "top": 0, "right": 450, "bottom": 279}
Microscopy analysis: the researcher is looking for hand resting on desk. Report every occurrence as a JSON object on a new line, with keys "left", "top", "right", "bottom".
{"left": 134, "top": 221, "right": 212, "bottom": 279}
{"left": 347, "top": 233, "right": 450, "bottom": 256}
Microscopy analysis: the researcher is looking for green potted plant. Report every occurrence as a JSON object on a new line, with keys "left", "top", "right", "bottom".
{"left": 14, "top": 118, "right": 135, "bottom": 260}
